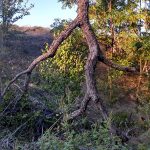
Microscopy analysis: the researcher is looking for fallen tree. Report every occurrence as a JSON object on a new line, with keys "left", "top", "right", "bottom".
{"left": 1, "top": 0, "right": 137, "bottom": 139}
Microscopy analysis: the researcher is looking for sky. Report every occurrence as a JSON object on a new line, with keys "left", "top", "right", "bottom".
{"left": 16, "top": 0, "right": 77, "bottom": 28}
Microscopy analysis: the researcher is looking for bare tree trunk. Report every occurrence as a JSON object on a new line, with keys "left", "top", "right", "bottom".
{"left": 67, "top": 0, "right": 109, "bottom": 120}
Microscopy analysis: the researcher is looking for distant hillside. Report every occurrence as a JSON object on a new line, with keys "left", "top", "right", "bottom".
{"left": 0, "top": 25, "right": 53, "bottom": 78}
{"left": 4, "top": 25, "right": 53, "bottom": 56}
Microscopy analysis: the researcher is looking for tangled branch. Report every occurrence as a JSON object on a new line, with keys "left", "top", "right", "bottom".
{"left": 1, "top": 1, "right": 137, "bottom": 139}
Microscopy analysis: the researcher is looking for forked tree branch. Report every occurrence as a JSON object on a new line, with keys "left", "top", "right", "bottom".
{"left": 68, "top": 93, "right": 90, "bottom": 120}
{"left": 98, "top": 55, "right": 137, "bottom": 73}
{"left": 1, "top": 0, "right": 136, "bottom": 141}
{"left": 1, "top": 0, "right": 136, "bottom": 120}
{"left": 1, "top": 70, "right": 30, "bottom": 98}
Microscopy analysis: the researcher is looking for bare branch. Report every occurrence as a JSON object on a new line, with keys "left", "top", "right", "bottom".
{"left": 67, "top": 0, "right": 108, "bottom": 121}
{"left": 68, "top": 93, "right": 90, "bottom": 120}
{"left": 98, "top": 56, "right": 138, "bottom": 73}
{"left": 1, "top": 18, "right": 80, "bottom": 98}
{"left": 96, "top": 100, "right": 108, "bottom": 120}
{"left": 13, "top": 84, "right": 23, "bottom": 93}
{"left": 1, "top": 70, "right": 30, "bottom": 97}
{"left": 23, "top": 72, "right": 31, "bottom": 93}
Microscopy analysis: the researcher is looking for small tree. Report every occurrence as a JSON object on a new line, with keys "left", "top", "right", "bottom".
{"left": 0, "top": 0, "right": 33, "bottom": 32}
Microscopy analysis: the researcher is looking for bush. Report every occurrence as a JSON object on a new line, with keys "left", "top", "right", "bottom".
{"left": 38, "top": 28, "right": 88, "bottom": 115}
{"left": 38, "top": 121, "right": 128, "bottom": 150}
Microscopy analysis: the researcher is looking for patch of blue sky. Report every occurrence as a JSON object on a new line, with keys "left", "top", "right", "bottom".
{"left": 16, "top": 0, "right": 77, "bottom": 27}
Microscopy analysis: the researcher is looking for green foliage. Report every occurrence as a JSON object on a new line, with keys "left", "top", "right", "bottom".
{"left": 0, "top": 0, "right": 34, "bottom": 31}
{"left": 90, "top": 0, "right": 150, "bottom": 71}
{"left": 137, "top": 144, "right": 150, "bottom": 150}
{"left": 112, "top": 112, "right": 135, "bottom": 130}
{"left": 137, "top": 100, "right": 150, "bottom": 129}
{"left": 38, "top": 121, "right": 128, "bottom": 150}
{"left": 0, "top": 94, "right": 60, "bottom": 142}
{"left": 39, "top": 21, "right": 88, "bottom": 113}
{"left": 0, "top": 95, "right": 34, "bottom": 138}
{"left": 40, "top": 28, "right": 87, "bottom": 81}
{"left": 58, "top": 0, "right": 77, "bottom": 8}
{"left": 50, "top": 18, "right": 70, "bottom": 31}
{"left": 134, "top": 36, "right": 150, "bottom": 60}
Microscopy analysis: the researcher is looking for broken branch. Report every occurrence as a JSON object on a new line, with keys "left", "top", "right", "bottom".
{"left": 98, "top": 56, "right": 137, "bottom": 73}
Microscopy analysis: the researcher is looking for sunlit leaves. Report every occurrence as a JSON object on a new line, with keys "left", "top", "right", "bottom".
{"left": 58, "top": 0, "right": 77, "bottom": 8}
{"left": 1, "top": 0, "right": 34, "bottom": 31}
{"left": 40, "top": 28, "right": 87, "bottom": 81}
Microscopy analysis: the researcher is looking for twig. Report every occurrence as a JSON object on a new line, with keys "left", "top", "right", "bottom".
{"left": 0, "top": 94, "right": 23, "bottom": 117}
{"left": 48, "top": 115, "right": 63, "bottom": 132}
{"left": 1, "top": 70, "right": 29, "bottom": 97}
{"left": 1, "top": 118, "right": 31, "bottom": 143}
{"left": 68, "top": 93, "right": 90, "bottom": 120}
{"left": 13, "top": 83, "right": 23, "bottom": 93}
